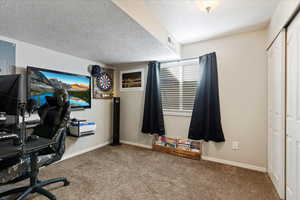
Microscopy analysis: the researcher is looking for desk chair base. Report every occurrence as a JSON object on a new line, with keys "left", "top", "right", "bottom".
{"left": 0, "top": 177, "right": 70, "bottom": 200}
{"left": 0, "top": 153, "right": 70, "bottom": 200}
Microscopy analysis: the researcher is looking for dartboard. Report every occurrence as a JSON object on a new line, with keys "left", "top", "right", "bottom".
{"left": 96, "top": 72, "right": 112, "bottom": 91}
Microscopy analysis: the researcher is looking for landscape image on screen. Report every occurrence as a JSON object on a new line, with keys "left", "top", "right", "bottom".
{"left": 29, "top": 68, "right": 90, "bottom": 108}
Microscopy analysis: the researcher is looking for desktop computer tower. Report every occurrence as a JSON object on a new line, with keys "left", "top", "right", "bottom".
{"left": 111, "top": 97, "right": 120, "bottom": 146}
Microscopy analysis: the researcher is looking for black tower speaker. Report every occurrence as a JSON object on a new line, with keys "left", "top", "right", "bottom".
{"left": 111, "top": 97, "right": 121, "bottom": 146}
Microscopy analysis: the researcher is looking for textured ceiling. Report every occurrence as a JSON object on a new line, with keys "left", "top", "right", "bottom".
{"left": 145, "top": 0, "right": 280, "bottom": 44}
{"left": 0, "top": 0, "right": 178, "bottom": 64}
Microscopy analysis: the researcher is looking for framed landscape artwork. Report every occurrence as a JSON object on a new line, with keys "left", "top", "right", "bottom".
{"left": 120, "top": 68, "right": 144, "bottom": 92}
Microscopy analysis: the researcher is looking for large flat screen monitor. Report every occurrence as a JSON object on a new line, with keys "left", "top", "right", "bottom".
{"left": 27, "top": 66, "right": 91, "bottom": 109}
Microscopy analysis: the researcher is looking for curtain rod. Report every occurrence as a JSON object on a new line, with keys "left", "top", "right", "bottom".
{"left": 159, "top": 52, "right": 216, "bottom": 64}
{"left": 160, "top": 56, "right": 199, "bottom": 64}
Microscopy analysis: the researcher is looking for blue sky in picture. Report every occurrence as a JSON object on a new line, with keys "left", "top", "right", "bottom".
{"left": 41, "top": 71, "right": 89, "bottom": 86}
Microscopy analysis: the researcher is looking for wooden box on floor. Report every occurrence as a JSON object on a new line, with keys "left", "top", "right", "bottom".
{"left": 152, "top": 136, "right": 201, "bottom": 160}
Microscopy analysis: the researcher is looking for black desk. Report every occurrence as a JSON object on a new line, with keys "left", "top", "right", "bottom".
{"left": 0, "top": 137, "right": 54, "bottom": 161}
{"left": 0, "top": 141, "right": 21, "bottom": 160}
{"left": 0, "top": 137, "right": 60, "bottom": 200}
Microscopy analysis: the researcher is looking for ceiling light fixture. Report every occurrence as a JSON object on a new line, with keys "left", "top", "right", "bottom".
{"left": 196, "top": 0, "right": 220, "bottom": 13}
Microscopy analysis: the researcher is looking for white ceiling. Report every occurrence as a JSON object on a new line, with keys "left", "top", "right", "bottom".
{"left": 0, "top": 0, "right": 178, "bottom": 64}
{"left": 0, "top": 0, "right": 281, "bottom": 64}
{"left": 145, "top": 0, "right": 280, "bottom": 44}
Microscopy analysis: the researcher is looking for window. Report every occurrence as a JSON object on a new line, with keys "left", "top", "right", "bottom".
{"left": 160, "top": 60, "right": 200, "bottom": 116}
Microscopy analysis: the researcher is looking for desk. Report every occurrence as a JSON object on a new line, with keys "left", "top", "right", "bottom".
{"left": 0, "top": 137, "right": 54, "bottom": 161}
{"left": 0, "top": 137, "right": 61, "bottom": 200}
{"left": 0, "top": 141, "right": 21, "bottom": 160}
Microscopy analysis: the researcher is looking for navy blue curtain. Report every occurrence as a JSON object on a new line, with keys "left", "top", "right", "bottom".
{"left": 142, "top": 61, "right": 165, "bottom": 136}
{"left": 188, "top": 52, "right": 225, "bottom": 142}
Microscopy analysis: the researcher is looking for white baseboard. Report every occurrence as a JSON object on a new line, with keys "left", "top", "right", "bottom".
{"left": 61, "top": 141, "right": 110, "bottom": 162}
{"left": 202, "top": 156, "right": 267, "bottom": 173}
{"left": 120, "top": 140, "right": 152, "bottom": 149}
{"left": 118, "top": 140, "right": 266, "bottom": 173}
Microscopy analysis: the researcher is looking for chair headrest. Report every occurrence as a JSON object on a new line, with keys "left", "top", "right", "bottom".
{"left": 46, "top": 89, "right": 69, "bottom": 107}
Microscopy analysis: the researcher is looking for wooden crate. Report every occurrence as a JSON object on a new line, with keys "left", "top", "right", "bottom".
{"left": 152, "top": 144, "right": 201, "bottom": 160}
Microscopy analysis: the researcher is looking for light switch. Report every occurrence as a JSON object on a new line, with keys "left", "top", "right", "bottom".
{"left": 232, "top": 141, "right": 239, "bottom": 150}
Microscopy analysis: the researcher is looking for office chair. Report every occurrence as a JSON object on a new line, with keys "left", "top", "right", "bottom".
{"left": 0, "top": 89, "right": 71, "bottom": 200}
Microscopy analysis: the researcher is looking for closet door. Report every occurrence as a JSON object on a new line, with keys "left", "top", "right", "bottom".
{"left": 287, "top": 13, "right": 300, "bottom": 200}
{"left": 267, "top": 30, "right": 285, "bottom": 199}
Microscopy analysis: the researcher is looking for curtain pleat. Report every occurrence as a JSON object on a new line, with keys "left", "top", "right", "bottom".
{"left": 188, "top": 52, "right": 225, "bottom": 142}
{"left": 142, "top": 61, "right": 165, "bottom": 136}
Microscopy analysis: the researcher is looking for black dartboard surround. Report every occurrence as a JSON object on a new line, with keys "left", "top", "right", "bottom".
{"left": 96, "top": 72, "right": 113, "bottom": 91}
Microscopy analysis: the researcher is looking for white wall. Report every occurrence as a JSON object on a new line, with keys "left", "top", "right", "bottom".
{"left": 182, "top": 29, "right": 268, "bottom": 168}
{"left": 115, "top": 63, "right": 194, "bottom": 147}
{"left": 115, "top": 29, "right": 268, "bottom": 169}
{"left": 114, "top": 63, "right": 154, "bottom": 147}
{"left": 0, "top": 35, "right": 114, "bottom": 159}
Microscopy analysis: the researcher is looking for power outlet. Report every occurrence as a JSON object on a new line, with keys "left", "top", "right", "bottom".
{"left": 232, "top": 141, "right": 239, "bottom": 150}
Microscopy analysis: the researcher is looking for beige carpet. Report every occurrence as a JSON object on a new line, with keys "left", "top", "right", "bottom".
{"left": 3, "top": 145, "right": 279, "bottom": 200}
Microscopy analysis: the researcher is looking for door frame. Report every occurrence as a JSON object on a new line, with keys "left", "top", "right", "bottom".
{"left": 267, "top": 29, "right": 286, "bottom": 199}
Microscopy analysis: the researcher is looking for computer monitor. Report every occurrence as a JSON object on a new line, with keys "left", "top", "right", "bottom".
{"left": 0, "top": 74, "right": 21, "bottom": 115}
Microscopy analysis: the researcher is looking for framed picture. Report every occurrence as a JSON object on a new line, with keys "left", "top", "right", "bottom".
{"left": 120, "top": 68, "right": 144, "bottom": 91}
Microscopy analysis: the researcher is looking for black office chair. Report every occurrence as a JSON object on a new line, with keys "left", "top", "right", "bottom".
{"left": 0, "top": 89, "right": 71, "bottom": 200}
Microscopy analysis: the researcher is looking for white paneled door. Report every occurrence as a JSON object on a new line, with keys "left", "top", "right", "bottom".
{"left": 287, "top": 13, "right": 300, "bottom": 200}
{"left": 267, "top": 30, "right": 286, "bottom": 199}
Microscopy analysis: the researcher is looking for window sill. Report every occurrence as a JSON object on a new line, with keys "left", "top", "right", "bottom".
{"left": 163, "top": 111, "right": 192, "bottom": 117}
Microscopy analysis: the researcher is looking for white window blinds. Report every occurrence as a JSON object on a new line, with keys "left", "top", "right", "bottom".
{"left": 160, "top": 60, "right": 200, "bottom": 113}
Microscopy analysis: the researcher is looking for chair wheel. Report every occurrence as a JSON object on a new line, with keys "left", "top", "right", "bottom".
{"left": 64, "top": 180, "right": 70, "bottom": 186}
